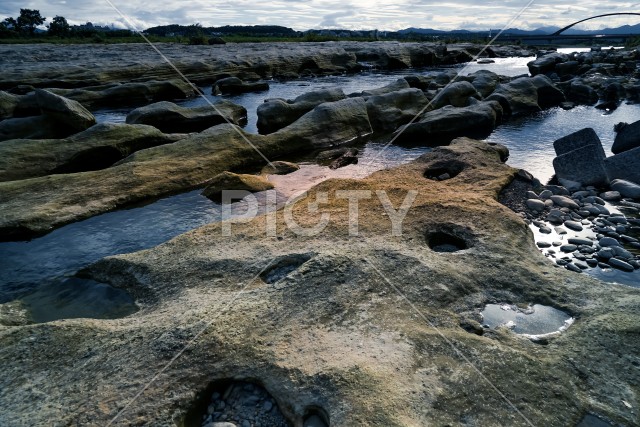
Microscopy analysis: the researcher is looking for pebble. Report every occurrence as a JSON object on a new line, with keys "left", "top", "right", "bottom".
{"left": 568, "top": 238, "right": 592, "bottom": 246}
{"left": 551, "top": 195, "right": 580, "bottom": 210}
{"left": 599, "top": 237, "right": 620, "bottom": 247}
{"left": 539, "top": 226, "right": 552, "bottom": 234}
{"left": 565, "top": 263, "right": 582, "bottom": 273}
{"left": 537, "top": 241, "right": 552, "bottom": 248}
{"left": 561, "top": 244, "right": 578, "bottom": 252}
{"left": 539, "top": 189, "right": 553, "bottom": 200}
{"left": 597, "top": 248, "right": 615, "bottom": 259}
{"left": 574, "top": 261, "right": 589, "bottom": 269}
{"left": 600, "top": 191, "right": 622, "bottom": 201}
{"left": 586, "top": 259, "right": 599, "bottom": 267}
{"left": 553, "top": 241, "right": 563, "bottom": 246}
{"left": 564, "top": 220, "right": 583, "bottom": 231}
{"left": 554, "top": 227, "right": 567, "bottom": 235}
{"left": 556, "top": 259, "right": 568, "bottom": 266}
{"left": 608, "top": 258, "right": 635, "bottom": 272}
{"left": 526, "top": 191, "right": 539, "bottom": 199}
{"left": 526, "top": 199, "right": 546, "bottom": 211}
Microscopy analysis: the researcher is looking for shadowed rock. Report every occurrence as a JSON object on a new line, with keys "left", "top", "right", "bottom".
{"left": 257, "top": 88, "right": 346, "bottom": 134}
{"left": 201, "top": 172, "right": 274, "bottom": 202}
{"left": 611, "top": 120, "right": 640, "bottom": 154}
{"left": 126, "top": 100, "right": 247, "bottom": 133}
{"left": 486, "top": 77, "right": 541, "bottom": 116}
{"left": 365, "top": 88, "right": 430, "bottom": 133}
{"left": 213, "top": 77, "right": 269, "bottom": 95}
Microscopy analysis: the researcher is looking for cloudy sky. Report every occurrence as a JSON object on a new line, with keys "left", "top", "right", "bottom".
{"left": 1, "top": 0, "right": 639, "bottom": 31}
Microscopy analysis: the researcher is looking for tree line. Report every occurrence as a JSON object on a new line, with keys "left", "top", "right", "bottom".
{"left": 0, "top": 8, "right": 134, "bottom": 39}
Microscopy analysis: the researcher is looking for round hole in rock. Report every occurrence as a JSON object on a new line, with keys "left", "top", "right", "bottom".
{"left": 184, "top": 379, "right": 290, "bottom": 427}
{"left": 303, "top": 407, "right": 330, "bottom": 427}
{"left": 423, "top": 159, "right": 466, "bottom": 181}
{"left": 260, "top": 253, "right": 313, "bottom": 284}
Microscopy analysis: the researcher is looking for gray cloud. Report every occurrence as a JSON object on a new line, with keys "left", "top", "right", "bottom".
{"left": 0, "top": 0, "right": 636, "bottom": 31}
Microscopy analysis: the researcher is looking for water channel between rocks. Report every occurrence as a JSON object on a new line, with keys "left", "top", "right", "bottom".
{"left": 1, "top": 51, "right": 639, "bottom": 322}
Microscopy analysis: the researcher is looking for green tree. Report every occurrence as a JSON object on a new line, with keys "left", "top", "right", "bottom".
{"left": 0, "top": 17, "right": 18, "bottom": 38}
{"left": 47, "top": 16, "right": 70, "bottom": 37}
{"left": 17, "top": 8, "right": 45, "bottom": 35}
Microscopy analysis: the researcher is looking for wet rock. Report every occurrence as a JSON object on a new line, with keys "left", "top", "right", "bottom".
{"left": 600, "top": 191, "right": 621, "bottom": 201}
{"left": 530, "top": 75, "right": 566, "bottom": 109}
{"left": 612, "top": 120, "right": 640, "bottom": 154}
{"left": 394, "top": 101, "right": 500, "bottom": 146}
{"left": 261, "top": 161, "right": 300, "bottom": 175}
{"left": 213, "top": 77, "right": 269, "bottom": 95}
{"left": 257, "top": 88, "right": 346, "bottom": 134}
{"left": 608, "top": 258, "right": 634, "bottom": 272}
{"left": 609, "top": 179, "right": 640, "bottom": 199}
{"left": 329, "top": 148, "right": 358, "bottom": 169}
{"left": 35, "top": 89, "right": 96, "bottom": 133}
{"left": 568, "top": 238, "right": 593, "bottom": 246}
{"left": 126, "top": 100, "right": 247, "bottom": 133}
{"left": 561, "top": 244, "right": 578, "bottom": 252}
{"left": 365, "top": 88, "right": 430, "bottom": 133}
{"left": 552, "top": 128, "right": 608, "bottom": 186}
{"left": 567, "top": 81, "right": 599, "bottom": 105}
{"left": 202, "top": 172, "right": 274, "bottom": 202}
{"left": 599, "top": 237, "right": 620, "bottom": 247}
{"left": 0, "top": 115, "right": 64, "bottom": 142}
{"left": 527, "top": 53, "right": 567, "bottom": 76}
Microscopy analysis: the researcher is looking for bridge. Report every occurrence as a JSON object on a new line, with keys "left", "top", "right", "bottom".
{"left": 495, "top": 12, "right": 640, "bottom": 45}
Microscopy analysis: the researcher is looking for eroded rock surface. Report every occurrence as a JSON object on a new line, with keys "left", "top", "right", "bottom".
{"left": 1, "top": 139, "right": 638, "bottom": 427}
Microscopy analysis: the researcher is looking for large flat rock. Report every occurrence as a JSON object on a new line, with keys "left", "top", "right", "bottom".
{"left": 1, "top": 139, "right": 637, "bottom": 426}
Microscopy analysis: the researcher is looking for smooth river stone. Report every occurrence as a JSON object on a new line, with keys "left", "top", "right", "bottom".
{"left": 599, "top": 237, "right": 620, "bottom": 247}
{"left": 608, "top": 258, "right": 635, "bottom": 272}
{"left": 564, "top": 220, "right": 583, "bottom": 231}
{"left": 551, "top": 195, "right": 580, "bottom": 210}
{"left": 561, "top": 244, "right": 578, "bottom": 252}
{"left": 568, "top": 238, "right": 593, "bottom": 246}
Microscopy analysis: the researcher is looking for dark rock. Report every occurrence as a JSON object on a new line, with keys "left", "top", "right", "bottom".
{"left": 0, "top": 91, "right": 18, "bottom": 120}
{"left": 468, "top": 70, "right": 500, "bottom": 98}
{"left": 261, "top": 161, "right": 300, "bottom": 175}
{"left": 257, "top": 88, "right": 346, "bottom": 134}
{"left": 553, "top": 145, "right": 608, "bottom": 186}
{"left": 530, "top": 75, "right": 566, "bottom": 109}
{"left": 329, "top": 148, "right": 359, "bottom": 169}
{"left": 611, "top": 120, "right": 640, "bottom": 154}
{"left": 604, "top": 149, "right": 640, "bottom": 186}
{"left": 567, "top": 81, "right": 598, "bottom": 105}
{"left": 553, "top": 128, "right": 604, "bottom": 157}
{"left": 126, "top": 100, "right": 247, "bottom": 133}
{"left": 486, "top": 77, "right": 541, "bottom": 116}
{"left": 610, "top": 179, "right": 640, "bottom": 199}
{"left": 527, "top": 53, "right": 567, "bottom": 76}
{"left": 35, "top": 89, "right": 96, "bottom": 133}
{"left": 608, "top": 258, "right": 634, "bottom": 272}
{"left": 432, "top": 81, "right": 481, "bottom": 109}
{"left": 393, "top": 101, "right": 501, "bottom": 146}
{"left": 213, "top": 77, "right": 269, "bottom": 95}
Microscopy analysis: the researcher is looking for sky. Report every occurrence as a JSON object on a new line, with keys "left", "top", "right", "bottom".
{"left": 1, "top": 0, "right": 639, "bottom": 32}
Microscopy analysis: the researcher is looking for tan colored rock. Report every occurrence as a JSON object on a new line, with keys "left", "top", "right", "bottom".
{"left": 202, "top": 171, "right": 274, "bottom": 202}
{"left": 0, "top": 139, "right": 637, "bottom": 427}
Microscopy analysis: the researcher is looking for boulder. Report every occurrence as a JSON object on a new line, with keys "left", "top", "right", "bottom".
{"left": 552, "top": 128, "right": 607, "bottom": 186}
{"left": 611, "top": 120, "right": 640, "bottom": 154}
{"left": 432, "top": 81, "right": 482, "bottom": 109}
{"left": 126, "top": 100, "right": 247, "bottom": 133}
{"left": 527, "top": 53, "right": 568, "bottom": 75}
{"left": 530, "top": 75, "right": 566, "bottom": 109}
{"left": 567, "top": 81, "right": 598, "bottom": 105}
{"left": 553, "top": 128, "right": 604, "bottom": 156}
{"left": 393, "top": 101, "right": 501, "bottom": 146}
{"left": 610, "top": 179, "right": 640, "bottom": 199}
{"left": 261, "top": 161, "right": 300, "bottom": 175}
{"left": 468, "top": 70, "right": 500, "bottom": 98}
{"left": 35, "top": 89, "right": 97, "bottom": 133}
{"left": 354, "top": 78, "right": 410, "bottom": 97}
{"left": 257, "top": 88, "right": 346, "bottom": 134}
{"left": 365, "top": 88, "right": 430, "bottom": 133}
{"left": 0, "top": 91, "right": 18, "bottom": 120}
{"left": 201, "top": 171, "right": 274, "bottom": 202}
{"left": 213, "top": 77, "right": 269, "bottom": 95}
{"left": 403, "top": 75, "right": 434, "bottom": 90}
{"left": 271, "top": 97, "right": 372, "bottom": 149}
{"left": 0, "top": 123, "right": 183, "bottom": 182}
{"left": 555, "top": 61, "right": 580, "bottom": 77}
{"left": 486, "top": 77, "right": 540, "bottom": 116}
{"left": 605, "top": 148, "right": 640, "bottom": 186}
{"left": 0, "top": 116, "right": 62, "bottom": 142}
{"left": 53, "top": 80, "right": 196, "bottom": 109}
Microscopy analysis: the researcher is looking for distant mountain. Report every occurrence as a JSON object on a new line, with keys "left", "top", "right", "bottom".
{"left": 399, "top": 23, "right": 640, "bottom": 36}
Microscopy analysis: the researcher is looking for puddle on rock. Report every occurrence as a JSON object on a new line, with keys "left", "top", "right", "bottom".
{"left": 20, "top": 277, "right": 138, "bottom": 323}
{"left": 481, "top": 303, "right": 573, "bottom": 337}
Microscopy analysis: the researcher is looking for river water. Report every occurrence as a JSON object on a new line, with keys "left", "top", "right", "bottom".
{"left": 1, "top": 52, "right": 639, "bottom": 322}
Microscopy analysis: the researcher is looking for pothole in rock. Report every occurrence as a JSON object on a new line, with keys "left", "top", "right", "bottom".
{"left": 303, "top": 407, "right": 330, "bottom": 427}
{"left": 194, "top": 380, "right": 289, "bottom": 427}
{"left": 19, "top": 277, "right": 138, "bottom": 323}
{"left": 481, "top": 303, "right": 573, "bottom": 339}
{"left": 426, "top": 225, "right": 475, "bottom": 253}
{"left": 260, "top": 253, "right": 313, "bottom": 284}
{"left": 423, "top": 160, "right": 466, "bottom": 181}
